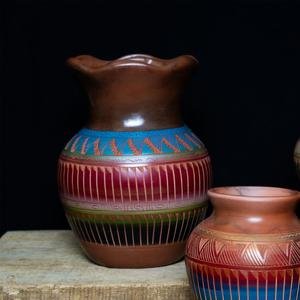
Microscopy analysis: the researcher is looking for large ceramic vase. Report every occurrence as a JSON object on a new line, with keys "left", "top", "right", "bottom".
{"left": 295, "top": 139, "right": 300, "bottom": 179}
{"left": 185, "top": 186, "right": 300, "bottom": 299}
{"left": 58, "top": 54, "right": 212, "bottom": 268}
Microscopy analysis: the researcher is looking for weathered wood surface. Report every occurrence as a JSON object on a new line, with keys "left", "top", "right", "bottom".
{"left": 0, "top": 230, "right": 192, "bottom": 300}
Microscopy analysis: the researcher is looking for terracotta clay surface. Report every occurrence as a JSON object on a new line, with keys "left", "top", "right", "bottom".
{"left": 185, "top": 186, "right": 300, "bottom": 299}
{"left": 59, "top": 54, "right": 212, "bottom": 267}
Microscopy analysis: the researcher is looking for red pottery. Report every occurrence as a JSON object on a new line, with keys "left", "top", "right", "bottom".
{"left": 185, "top": 186, "right": 300, "bottom": 299}
{"left": 58, "top": 54, "right": 212, "bottom": 268}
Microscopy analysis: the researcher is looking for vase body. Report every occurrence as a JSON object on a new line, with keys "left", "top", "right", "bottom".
{"left": 185, "top": 186, "right": 300, "bottom": 299}
{"left": 58, "top": 54, "right": 212, "bottom": 268}
{"left": 295, "top": 139, "right": 300, "bottom": 179}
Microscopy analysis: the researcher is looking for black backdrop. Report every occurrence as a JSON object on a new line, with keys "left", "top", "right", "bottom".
{"left": 1, "top": 0, "right": 299, "bottom": 237}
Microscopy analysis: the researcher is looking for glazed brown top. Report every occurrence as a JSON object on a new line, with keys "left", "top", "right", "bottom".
{"left": 204, "top": 186, "right": 300, "bottom": 234}
{"left": 67, "top": 54, "right": 198, "bottom": 131}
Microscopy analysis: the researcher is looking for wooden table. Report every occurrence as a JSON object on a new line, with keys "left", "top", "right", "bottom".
{"left": 0, "top": 230, "right": 192, "bottom": 299}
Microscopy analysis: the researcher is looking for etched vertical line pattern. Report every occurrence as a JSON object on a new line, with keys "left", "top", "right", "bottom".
{"left": 246, "top": 274, "right": 249, "bottom": 300}
{"left": 227, "top": 271, "right": 233, "bottom": 300}
{"left": 190, "top": 162, "right": 196, "bottom": 201}
{"left": 149, "top": 166, "right": 154, "bottom": 202}
{"left": 142, "top": 167, "right": 148, "bottom": 202}
{"left": 130, "top": 217, "right": 135, "bottom": 246}
{"left": 145, "top": 215, "right": 149, "bottom": 246}
{"left": 157, "top": 166, "right": 162, "bottom": 202}
{"left": 200, "top": 267, "right": 208, "bottom": 300}
{"left": 178, "top": 164, "right": 184, "bottom": 201}
{"left": 185, "top": 163, "right": 190, "bottom": 201}
{"left": 282, "top": 270, "right": 286, "bottom": 300}
{"left": 166, "top": 214, "right": 171, "bottom": 244}
{"left": 108, "top": 223, "right": 116, "bottom": 246}
{"left": 135, "top": 168, "right": 139, "bottom": 203}
{"left": 76, "top": 164, "right": 79, "bottom": 200}
{"left": 193, "top": 264, "right": 202, "bottom": 300}
{"left": 103, "top": 167, "right": 108, "bottom": 203}
{"left": 87, "top": 218, "right": 97, "bottom": 243}
{"left": 181, "top": 211, "right": 191, "bottom": 242}
{"left": 256, "top": 271, "right": 259, "bottom": 300}
{"left": 76, "top": 218, "right": 86, "bottom": 241}
{"left": 93, "top": 218, "right": 103, "bottom": 244}
{"left": 71, "top": 163, "right": 75, "bottom": 197}
{"left": 80, "top": 166, "right": 86, "bottom": 201}
{"left": 118, "top": 167, "right": 123, "bottom": 203}
{"left": 274, "top": 270, "right": 278, "bottom": 300}
{"left": 65, "top": 163, "right": 69, "bottom": 196}
{"left": 289, "top": 270, "right": 294, "bottom": 300}
{"left": 171, "top": 164, "right": 176, "bottom": 202}
{"left": 123, "top": 222, "right": 128, "bottom": 247}
{"left": 165, "top": 165, "right": 170, "bottom": 203}
{"left": 177, "top": 212, "right": 185, "bottom": 242}
{"left": 172, "top": 213, "right": 179, "bottom": 243}
{"left": 82, "top": 220, "right": 92, "bottom": 242}
{"left": 195, "top": 161, "right": 202, "bottom": 199}
{"left": 88, "top": 166, "right": 92, "bottom": 200}
{"left": 115, "top": 223, "right": 122, "bottom": 246}
{"left": 265, "top": 270, "right": 268, "bottom": 300}
{"left": 139, "top": 220, "right": 142, "bottom": 246}
{"left": 158, "top": 215, "right": 163, "bottom": 245}
{"left": 111, "top": 168, "right": 115, "bottom": 203}
{"left": 211, "top": 269, "right": 217, "bottom": 300}
{"left": 95, "top": 167, "right": 100, "bottom": 202}
{"left": 187, "top": 209, "right": 197, "bottom": 239}
{"left": 62, "top": 162, "right": 66, "bottom": 196}
{"left": 220, "top": 270, "right": 225, "bottom": 300}
{"left": 67, "top": 215, "right": 78, "bottom": 238}
{"left": 101, "top": 221, "right": 109, "bottom": 245}
{"left": 198, "top": 160, "right": 206, "bottom": 196}
{"left": 237, "top": 270, "right": 241, "bottom": 300}
{"left": 205, "top": 267, "right": 213, "bottom": 300}
{"left": 127, "top": 167, "right": 132, "bottom": 203}
{"left": 151, "top": 216, "right": 156, "bottom": 245}
{"left": 73, "top": 216, "right": 85, "bottom": 241}
{"left": 295, "top": 269, "right": 300, "bottom": 300}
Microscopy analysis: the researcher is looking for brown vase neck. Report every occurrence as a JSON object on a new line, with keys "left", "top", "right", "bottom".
{"left": 205, "top": 186, "right": 300, "bottom": 234}
{"left": 67, "top": 54, "right": 198, "bottom": 131}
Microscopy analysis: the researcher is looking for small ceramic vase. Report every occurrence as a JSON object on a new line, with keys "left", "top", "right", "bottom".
{"left": 58, "top": 54, "right": 212, "bottom": 268}
{"left": 295, "top": 139, "right": 300, "bottom": 179}
{"left": 185, "top": 186, "right": 300, "bottom": 299}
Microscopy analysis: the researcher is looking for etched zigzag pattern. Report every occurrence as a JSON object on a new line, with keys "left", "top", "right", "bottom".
{"left": 186, "top": 235, "right": 300, "bottom": 268}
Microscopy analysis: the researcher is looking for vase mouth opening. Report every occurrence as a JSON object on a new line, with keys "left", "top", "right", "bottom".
{"left": 208, "top": 186, "right": 300, "bottom": 202}
{"left": 66, "top": 53, "right": 199, "bottom": 75}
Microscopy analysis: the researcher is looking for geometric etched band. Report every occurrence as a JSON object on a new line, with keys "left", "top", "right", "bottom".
{"left": 66, "top": 203, "right": 207, "bottom": 247}
{"left": 58, "top": 155, "right": 211, "bottom": 211}
{"left": 186, "top": 229, "right": 300, "bottom": 269}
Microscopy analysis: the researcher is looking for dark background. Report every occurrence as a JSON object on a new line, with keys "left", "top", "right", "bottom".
{"left": 1, "top": 0, "right": 299, "bottom": 237}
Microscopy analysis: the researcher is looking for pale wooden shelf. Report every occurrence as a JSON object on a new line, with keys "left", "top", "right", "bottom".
{"left": 0, "top": 230, "right": 192, "bottom": 300}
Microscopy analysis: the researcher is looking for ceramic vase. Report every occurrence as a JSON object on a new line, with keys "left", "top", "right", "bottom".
{"left": 295, "top": 139, "right": 300, "bottom": 179}
{"left": 185, "top": 186, "right": 300, "bottom": 299}
{"left": 58, "top": 54, "right": 212, "bottom": 267}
